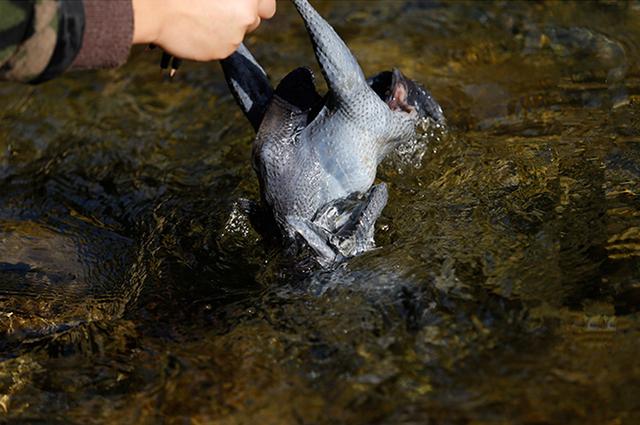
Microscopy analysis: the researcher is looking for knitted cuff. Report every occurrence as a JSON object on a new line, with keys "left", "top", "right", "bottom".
{"left": 70, "top": 0, "right": 133, "bottom": 70}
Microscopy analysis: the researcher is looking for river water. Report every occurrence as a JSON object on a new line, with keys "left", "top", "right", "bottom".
{"left": 1, "top": 1, "right": 640, "bottom": 423}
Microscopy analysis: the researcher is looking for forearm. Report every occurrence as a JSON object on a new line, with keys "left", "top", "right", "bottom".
{"left": 0, "top": 0, "right": 276, "bottom": 84}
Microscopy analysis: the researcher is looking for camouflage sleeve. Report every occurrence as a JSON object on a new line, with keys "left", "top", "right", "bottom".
{"left": 0, "top": 0, "right": 84, "bottom": 84}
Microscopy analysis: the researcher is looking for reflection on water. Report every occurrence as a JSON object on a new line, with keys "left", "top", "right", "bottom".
{"left": 1, "top": 1, "right": 640, "bottom": 423}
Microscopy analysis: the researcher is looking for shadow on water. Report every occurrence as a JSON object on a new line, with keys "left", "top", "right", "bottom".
{"left": 1, "top": 1, "right": 640, "bottom": 423}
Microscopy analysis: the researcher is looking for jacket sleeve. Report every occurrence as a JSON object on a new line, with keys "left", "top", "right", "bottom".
{"left": 0, "top": 0, "right": 133, "bottom": 84}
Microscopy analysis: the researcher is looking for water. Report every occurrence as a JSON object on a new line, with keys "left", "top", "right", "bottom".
{"left": 1, "top": 1, "right": 640, "bottom": 423}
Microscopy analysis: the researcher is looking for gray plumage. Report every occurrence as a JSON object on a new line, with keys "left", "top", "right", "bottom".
{"left": 221, "top": 0, "right": 444, "bottom": 265}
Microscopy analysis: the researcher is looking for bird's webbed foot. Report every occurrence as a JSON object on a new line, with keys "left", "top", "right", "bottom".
{"left": 287, "top": 183, "right": 389, "bottom": 267}
{"left": 318, "top": 183, "right": 389, "bottom": 257}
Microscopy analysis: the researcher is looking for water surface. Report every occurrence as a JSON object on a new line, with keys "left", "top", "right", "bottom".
{"left": 1, "top": 1, "right": 640, "bottom": 423}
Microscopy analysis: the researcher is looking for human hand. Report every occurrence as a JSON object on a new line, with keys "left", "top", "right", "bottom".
{"left": 132, "top": 0, "right": 277, "bottom": 61}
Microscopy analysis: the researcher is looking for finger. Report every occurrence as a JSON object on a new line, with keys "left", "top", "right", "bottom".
{"left": 247, "top": 16, "right": 261, "bottom": 33}
{"left": 258, "top": 0, "right": 276, "bottom": 19}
